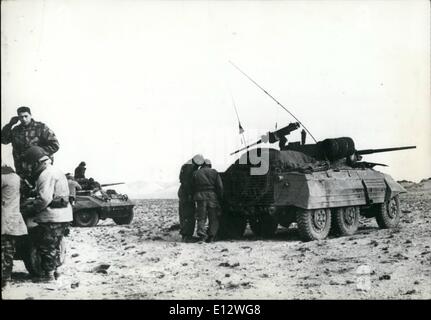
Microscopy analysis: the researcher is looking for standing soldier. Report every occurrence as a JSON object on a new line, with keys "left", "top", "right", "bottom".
{"left": 178, "top": 154, "right": 204, "bottom": 242}
{"left": 66, "top": 174, "right": 82, "bottom": 205}
{"left": 1, "top": 106, "right": 60, "bottom": 179}
{"left": 192, "top": 158, "right": 223, "bottom": 243}
{"left": 1, "top": 161, "right": 28, "bottom": 289}
{"left": 20, "top": 146, "right": 73, "bottom": 282}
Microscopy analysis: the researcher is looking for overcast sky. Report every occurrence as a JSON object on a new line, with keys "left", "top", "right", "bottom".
{"left": 1, "top": 0, "right": 430, "bottom": 185}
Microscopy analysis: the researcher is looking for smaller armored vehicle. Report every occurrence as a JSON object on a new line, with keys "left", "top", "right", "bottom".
{"left": 73, "top": 183, "right": 135, "bottom": 227}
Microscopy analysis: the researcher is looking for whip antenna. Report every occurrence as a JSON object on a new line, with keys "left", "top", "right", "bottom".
{"left": 229, "top": 61, "right": 317, "bottom": 143}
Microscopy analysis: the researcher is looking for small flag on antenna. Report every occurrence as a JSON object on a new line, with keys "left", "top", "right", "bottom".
{"left": 239, "top": 122, "right": 244, "bottom": 134}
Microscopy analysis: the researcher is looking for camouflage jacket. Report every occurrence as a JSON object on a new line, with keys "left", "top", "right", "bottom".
{"left": 1, "top": 119, "right": 60, "bottom": 174}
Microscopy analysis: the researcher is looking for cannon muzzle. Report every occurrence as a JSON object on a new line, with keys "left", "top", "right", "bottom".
{"left": 100, "top": 182, "right": 125, "bottom": 187}
{"left": 356, "top": 146, "right": 416, "bottom": 156}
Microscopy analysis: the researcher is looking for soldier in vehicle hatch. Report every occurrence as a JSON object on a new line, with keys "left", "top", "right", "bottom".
{"left": 192, "top": 158, "right": 223, "bottom": 243}
{"left": 178, "top": 154, "right": 204, "bottom": 243}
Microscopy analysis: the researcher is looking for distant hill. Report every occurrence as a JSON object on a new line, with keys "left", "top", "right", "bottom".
{"left": 113, "top": 180, "right": 179, "bottom": 199}
{"left": 398, "top": 178, "right": 431, "bottom": 191}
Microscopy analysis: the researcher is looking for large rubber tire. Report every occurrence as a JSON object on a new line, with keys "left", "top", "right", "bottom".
{"left": 331, "top": 206, "right": 360, "bottom": 236}
{"left": 74, "top": 210, "right": 99, "bottom": 227}
{"left": 249, "top": 215, "right": 278, "bottom": 237}
{"left": 113, "top": 210, "right": 134, "bottom": 225}
{"left": 296, "top": 208, "right": 331, "bottom": 241}
{"left": 375, "top": 196, "right": 401, "bottom": 229}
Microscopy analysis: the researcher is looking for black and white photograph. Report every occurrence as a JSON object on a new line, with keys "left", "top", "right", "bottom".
{"left": 1, "top": 0, "right": 430, "bottom": 303}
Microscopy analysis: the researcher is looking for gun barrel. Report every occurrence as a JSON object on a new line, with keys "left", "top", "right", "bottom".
{"left": 230, "top": 139, "right": 262, "bottom": 156}
{"left": 101, "top": 182, "right": 125, "bottom": 187}
{"left": 356, "top": 145, "right": 416, "bottom": 155}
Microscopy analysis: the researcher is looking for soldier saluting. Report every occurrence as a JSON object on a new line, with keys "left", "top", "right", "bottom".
{"left": 1, "top": 106, "right": 60, "bottom": 179}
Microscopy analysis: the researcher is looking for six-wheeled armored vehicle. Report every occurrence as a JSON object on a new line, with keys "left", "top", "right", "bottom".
{"left": 73, "top": 183, "right": 135, "bottom": 227}
{"left": 219, "top": 123, "right": 415, "bottom": 241}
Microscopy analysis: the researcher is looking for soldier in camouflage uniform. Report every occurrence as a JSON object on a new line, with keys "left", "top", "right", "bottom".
{"left": 178, "top": 154, "right": 204, "bottom": 242}
{"left": 1, "top": 106, "right": 60, "bottom": 179}
{"left": 21, "top": 146, "right": 73, "bottom": 282}
{"left": 1, "top": 162, "right": 28, "bottom": 288}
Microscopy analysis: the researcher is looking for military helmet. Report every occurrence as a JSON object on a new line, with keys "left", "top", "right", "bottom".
{"left": 192, "top": 154, "right": 204, "bottom": 166}
{"left": 23, "top": 146, "right": 49, "bottom": 163}
{"left": 204, "top": 158, "right": 212, "bottom": 166}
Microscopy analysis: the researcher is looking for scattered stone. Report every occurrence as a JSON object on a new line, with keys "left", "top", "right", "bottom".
{"left": 369, "top": 240, "right": 379, "bottom": 247}
{"left": 137, "top": 251, "right": 146, "bottom": 255}
{"left": 91, "top": 264, "right": 111, "bottom": 274}
{"left": 220, "top": 248, "right": 228, "bottom": 252}
{"left": 379, "top": 275, "right": 391, "bottom": 280}
{"left": 124, "top": 246, "right": 135, "bottom": 250}
{"left": 218, "top": 262, "right": 240, "bottom": 268}
{"left": 71, "top": 281, "right": 80, "bottom": 289}
{"left": 182, "top": 263, "right": 188, "bottom": 266}
{"left": 225, "top": 274, "right": 231, "bottom": 277}
{"left": 71, "top": 253, "right": 79, "bottom": 258}
{"left": 261, "top": 274, "right": 269, "bottom": 278}
{"left": 404, "top": 289, "right": 416, "bottom": 295}
{"left": 414, "top": 280, "right": 420, "bottom": 285}
{"left": 329, "top": 280, "right": 339, "bottom": 285}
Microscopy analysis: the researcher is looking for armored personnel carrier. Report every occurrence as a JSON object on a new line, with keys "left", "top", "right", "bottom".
{"left": 219, "top": 123, "right": 415, "bottom": 241}
{"left": 73, "top": 183, "right": 135, "bottom": 227}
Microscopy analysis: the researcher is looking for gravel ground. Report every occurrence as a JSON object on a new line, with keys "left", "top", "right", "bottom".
{"left": 2, "top": 180, "right": 430, "bottom": 300}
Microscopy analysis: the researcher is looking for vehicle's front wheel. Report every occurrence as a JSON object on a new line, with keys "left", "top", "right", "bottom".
{"left": 375, "top": 196, "right": 401, "bottom": 229}
{"left": 296, "top": 208, "right": 331, "bottom": 241}
{"left": 113, "top": 210, "right": 134, "bottom": 225}
{"left": 74, "top": 210, "right": 99, "bottom": 227}
{"left": 331, "top": 206, "right": 360, "bottom": 236}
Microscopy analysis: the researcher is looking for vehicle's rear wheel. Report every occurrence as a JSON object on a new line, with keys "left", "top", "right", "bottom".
{"left": 113, "top": 210, "right": 134, "bottom": 225}
{"left": 249, "top": 215, "right": 278, "bottom": 237}
{"left": 375, "top": 196, "right": 400, "bottom": 229}
{"left": 296, "top": 208, "right": 331, "bottom": 241}
{"left": 331, "top": 206, "right": 360, "bottom": 236}
{"left": 74, "top": 210, "right": 99, "bottom": 227}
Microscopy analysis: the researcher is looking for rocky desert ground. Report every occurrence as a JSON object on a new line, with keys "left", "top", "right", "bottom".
{"left": 2, "top": 179, "right": 430, "bottom": 300}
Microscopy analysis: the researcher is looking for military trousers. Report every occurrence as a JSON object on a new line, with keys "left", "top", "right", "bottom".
{"left": 178, "top": 198, "right": 196, "bottom": 238}
{"left": 1, "top": 235, "right": 16, "bottom": 282}
{"left": 195, "top": 200, "right": 221, "bottom": 239}
{"left": 32, "top": 222, "right": 69, "bottom": 273}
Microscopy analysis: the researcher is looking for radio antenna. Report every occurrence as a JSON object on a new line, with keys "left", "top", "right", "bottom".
{"left": 229, "top": 61, "right": 317, "bottom": 143}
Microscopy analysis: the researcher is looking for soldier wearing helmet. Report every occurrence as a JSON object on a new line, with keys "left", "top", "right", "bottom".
{"left": 192, "top": 158, "right": 223, "bottom": 243}
{"left": 178, "top": 154, "right": 204, "bottom": 242}
{"left": 20, "top": 146, "right": 73, "bottom": 282}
